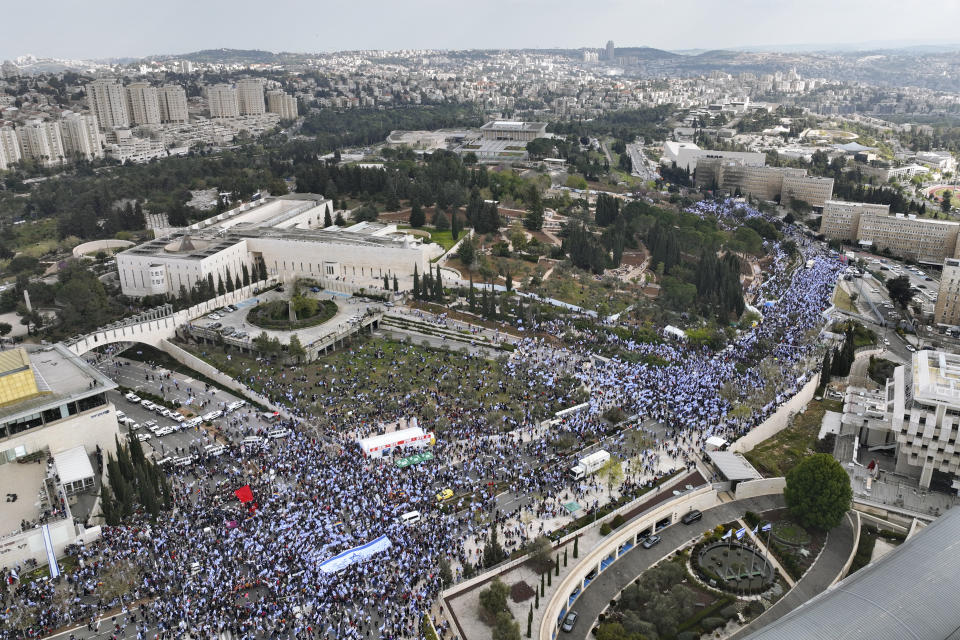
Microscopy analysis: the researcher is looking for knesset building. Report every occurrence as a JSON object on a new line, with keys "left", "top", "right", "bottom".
{"left": 116, "top": 194, "right": 442, "bottom": 298}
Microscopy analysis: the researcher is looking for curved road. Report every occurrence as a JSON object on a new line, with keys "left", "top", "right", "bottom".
{"left": 566, "top": 495, "right": 855, "bottom": 640}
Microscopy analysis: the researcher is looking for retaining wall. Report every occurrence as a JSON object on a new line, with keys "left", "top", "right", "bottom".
{"left": 731, "top": 375, "right": 820, "bottom": 453}
{"left": 734, "top": 477, "right": 786, "bottom": 500}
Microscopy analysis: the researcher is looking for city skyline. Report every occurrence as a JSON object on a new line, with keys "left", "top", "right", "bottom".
{"left": 5, "top": 0, "right": 960, "bottom": 61}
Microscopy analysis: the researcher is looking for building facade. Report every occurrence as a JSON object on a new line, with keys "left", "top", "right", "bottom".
{"left": 821, "top": 200, "right": 960, "bottom": 264}
{"left": 0, "top": 126, "right": 20, "bottom": 170}
{"left": 17, "top": 119, "right": 64, "bottom": 166}
{"left": 158, "top": 84, "right": 189, "bottom": 123}
{"left": 695, "top": 156, "right": 835, "bottom": 207}
{"left": 237, "top": 79, "right": 265, "bottom": 116}
{"left": 86, "top": 79, "right": 130, "bottom": 130}
{"left": 125, "top": 82, "right": 161, "bottom": 126}
{"left": 934, "top": 258, "right": 960, "bottom": 326}
{"left": 59, "top": 112, "right": 103, "bottom": 160}
{"left": 266, "top": 90, "right": 298, "bottom": 120}
{"left": 207, "top": 84, "right": 240, "bottom": 118}
{"left": 478, "top": 120, "right": 547, "bottom": 141}
{"left": 661, "top": 141, "right": 764, "bottom": 172}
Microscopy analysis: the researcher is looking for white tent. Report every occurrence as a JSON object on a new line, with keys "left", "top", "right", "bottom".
{"left": 53, "top": 446, "right": 95, "bottom": 495}
{"left": 705, "top": 436, "right": 728, "bottom": 451}
{"left": 357, "top": 427, "right": 434, "bottom": 458}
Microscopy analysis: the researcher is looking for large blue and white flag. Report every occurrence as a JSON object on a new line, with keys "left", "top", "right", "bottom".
{"left": 722, "top": 528, "right": 733, "bottom": 540}
{"left": 318, "top": 535, "right": 392, "bottom": 574}
{"left": 761, "top": 523, "right": 772, "bottom": 532}
{"left": 41, "top": 524, "right": 60, "bottom": 579}
{"left": 735, "top": 527, "right": 746, "bottom": 540}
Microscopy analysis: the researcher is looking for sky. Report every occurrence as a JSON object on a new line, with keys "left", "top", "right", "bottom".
{"left": 5, "top": 0, "right": 960, "bottom": 61}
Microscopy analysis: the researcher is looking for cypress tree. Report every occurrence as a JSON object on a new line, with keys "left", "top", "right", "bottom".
{"left": 469, "top": 276, "right": 476, "bottom": 313}
{"left": 324, "top": 209, "right": 333, "bottom": 227}
{"left": 393, "top": 274, "right": 399, "bottom": 292}
{"left": 450, "top": 208, "right": 461, "bottom": 241}
{"left": 412, "top": 265, "right": 420, "bottom": 299}
{"left": 505, "top": 271, "right": 513, "bottom": 292}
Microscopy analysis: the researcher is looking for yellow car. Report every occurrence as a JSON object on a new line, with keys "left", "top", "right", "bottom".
{"left": 435, "top": 488, "right": 454, "bottom": 503}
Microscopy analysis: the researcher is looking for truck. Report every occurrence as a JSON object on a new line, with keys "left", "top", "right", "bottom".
{"left": 805, "top": 259, "right": 815, "bottom": 269}
{"left": 569, "top": 449, "right": 610, "bottom": 481}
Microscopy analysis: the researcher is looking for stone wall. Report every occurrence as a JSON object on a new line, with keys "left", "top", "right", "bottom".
{"left": 731, "top": 374, "right": 820, "bottom": 454}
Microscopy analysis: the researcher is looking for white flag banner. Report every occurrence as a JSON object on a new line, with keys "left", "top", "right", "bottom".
{"left": 318, "top": 535, "right": 392, "bottom": 574}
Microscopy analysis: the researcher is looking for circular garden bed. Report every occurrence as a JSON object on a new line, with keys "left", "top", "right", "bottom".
{"left": 247, "top": 297, "right": 337, "bottom": 330}
{"left": 694, "top": 541, "right": 776, "bottom": 593}
{"left": 771, "top": 521, "right": 811, "bottom": 547}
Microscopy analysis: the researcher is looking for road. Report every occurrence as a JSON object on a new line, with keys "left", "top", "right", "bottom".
{"left": 566, "top": 495, "right": 855, "bottom": 640}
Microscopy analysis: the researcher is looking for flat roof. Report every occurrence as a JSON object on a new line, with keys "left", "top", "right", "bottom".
{"left": 707, "top": 451, "right": 762, "bottom": 482}
{"left": 912, "top": 350, "right": 960, "bottom": 403}
{"left": 480, "top": 120, "right": 547, "bottom": 131}
{"left": 0, "top": 344, "right": 116, "bottom": 426}
{"left": 53, "top": 445, "right": 94, "bottom": 485}
{"left": 0, "top": 458, "right": 48, "bottom": 532}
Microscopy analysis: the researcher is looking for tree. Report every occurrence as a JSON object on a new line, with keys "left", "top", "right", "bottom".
{"left": 478, "top": 578, "right": 510, "bottom": 623}
{"left": 323, "top": 209, "right": 333, "bottom": 227}
{"left": 288, "top": 334, "right": 305, "bottom": 361}
{"left": 524, "top": 186, "right": 544, "bottom": 231}
{"left": 784, "top": 453, "right": 852, "bottom": 530}
{"left": 527, "top": 604, "right": 533, "bottom": 638}
{"left": 456, "top": 236, "right": 476, "bottom": 268}
{"left": 450, "top": 208, "right": 461, "bottom": 240}
{"left": 529, "top": 536, "right": 553, "bottom": 573}
{"left": 439, "top": 557, "right": 453, "bottom": 587}
{"left": 0, "top": 322, "right": 11, "bottom": 337}
{"left": 483, "top": 527, "right": 507, "bottom": 567}
{"left": 335, "top": 212, "right": 346, "bottom": 225}
{"left": 942, "top": 190, "right": 953, "bottom": 213}
{"left": 412, "top": 264, "right": 420, "bottom": 299}
{"left": 818, "top": 349, "right": 832, "bottom": 393}
{"left": 886, "top": 275, "right": 914, "bottom": 308}
{"left": 493, "top": 612, "right": 521, "bottom": 640}
{"left": 409, "top": 199, "right": 425, "bottom": 228}
{"left": 599, "top": 456, "right": 624, "bottom": 498}
{"left": 393, "top": 274, "right": 399, "bottom": 292}
{"left": 505, "top": 271, "right": 513, "bottom": 292}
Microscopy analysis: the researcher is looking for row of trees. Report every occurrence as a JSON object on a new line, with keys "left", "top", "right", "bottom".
{"left": 412, "top": 264, "right": 445, "bottom": 301}
{"left": 100, "top": 436, "right": 173, "bottom": 525}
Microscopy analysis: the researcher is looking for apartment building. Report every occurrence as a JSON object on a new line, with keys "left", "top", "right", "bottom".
{"left": 125, "top": 82, "right": 161, "bottom": 126}
{"left": 158, "top": 84, "right": 189, "bottom": 123}
{"left": 695, "top": 156, "right": 835, "bottom": 207}
{"left": 821, "top": 200, "right": 960, "bottom": 264}
{"left": 237, "top": 79, "right": 265, "bottom": 116}
{"left": 208, "top": 84, "right": 240, "bottom": 118}
{"left": 59, "top": 111, "right": 103, "bottom": 160}
{"left": 266, "top": 90, "right": 298, "bottom": 120}
{"left": 18, "top": 119, "right": 65, "bottom": 166}
{"left": 86, "top": 79, "right": 130, "bottom": 130}
{"left": 0, "top": 126, "right": 20, "bottom": 170}
{"left": 842, "top": 349, "right": 960, "bottom": 489}
{"left": 935, "top": 258, "right": 960, "bottom": 326}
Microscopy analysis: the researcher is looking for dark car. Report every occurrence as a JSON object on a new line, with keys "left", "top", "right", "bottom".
{"left": 681, "top": 510, "right": 702, "bottom": 525}
{"left": 561, "top": 611, "right": 579, "bottom": 632}
{"left": 642, "top": 535, "right": 662, "bottom": 549}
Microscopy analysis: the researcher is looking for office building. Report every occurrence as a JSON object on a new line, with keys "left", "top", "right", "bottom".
{"left": 125, "top": 82, "right": 161, "bottom": 126}
{"left": 841, "top": 349, "right": 960, "bottom": 489}
{"left": 86, "top": 79, "right": 130, "bottom": 130}
{"left": 17, "top": 119, "right": 65, "bottom": 166}
{"left": 59, "top": 111, "right": 103, "bottom": 160}
{"left": 208, "top": 84, "right": 240, "bottom": 118}
{"left": 695, "top": 156, "right": 834, "bottom": 207}
{"left": 267, "top": 90, "right": 298, "bottom": 120}
{"left": 116, "top": 194, "right": 441, "bottom": 297}
{"left": 820, "top": 200, "right": 960, "bottom": 264}
{"left": 237, "top": 79, "right": 265, "bottom": 116}
{"left": 158, "top": 84, "right": 189, "bottom": 123}
{"left": 478, "top": 120, "right": 547, "bottom": 142}
{"left": 915, "top": 151, "right": 957, "bottom": 174}
{"left": 0, "top": 126, "right": 21, "bottom": 170}
{"left": 605, "top": 40, "right": 615, "bottom": 61}
{"left": 935, "top": 258, "right": 960, "bottom": 326}
{"left": 661, "top": 141, "right": 764, "bottom": 172}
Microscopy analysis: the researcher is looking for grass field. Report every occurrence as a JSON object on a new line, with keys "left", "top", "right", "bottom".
{"left": 833, "top": 285, "right": 857, "bottom": 313}
{"left": 398, "top": 225, "right": 459, "bottom": 251}
{"left": 744, "top": 398, "right": 843, "bottom": 477}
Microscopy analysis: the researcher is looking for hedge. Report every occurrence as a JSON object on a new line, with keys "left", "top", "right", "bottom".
{"left": 676, "top": 596, "right": 735, "bottom": 634}
{"left": 420, "top": 615, "right": 439, "bottom": 640}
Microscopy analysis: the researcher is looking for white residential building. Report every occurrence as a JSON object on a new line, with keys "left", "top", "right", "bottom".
{"left": 208, "top": 84, "right": 239, "bottom": 118}
{"left": 237, "top": 79, "right": 265, "bottom": 116}
{"left": 266, "top": 90, "right": 298, "bottom": 120}
{"left": 0, "top": 126, "right": 21, "bottom": 170}
{"left": 158, "top": 84, "right": 189, "bottom": 123}
{"left": 125, "top": 82, "right": 161, "bottom": 126}
{"left": 86, "top": 79, "right": 130, "bottom": 130}
{"left": 59, "top": 111, "right": 103, "bottom": 160}
{"left": 18, "top": 119, "right": 64, "bottom": 166}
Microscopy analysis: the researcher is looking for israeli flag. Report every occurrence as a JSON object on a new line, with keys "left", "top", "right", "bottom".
{"left": 735, "top": 527, "right": 746, "bottom": 540}
{"left": 761, "top": 523, "right": 772, "bottom": 532}
{"left": 722, "top": 528, "right": 733, "bottom": 540}
{"left": 752, "top": 525, "right": 759, "bottom": 535}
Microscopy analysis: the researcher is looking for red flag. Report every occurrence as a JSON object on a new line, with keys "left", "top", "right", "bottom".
{"left": 235, "top": 485, "right": 254, "bottom": 503}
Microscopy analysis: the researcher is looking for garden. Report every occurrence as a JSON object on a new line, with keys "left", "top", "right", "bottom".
{"left": 247, "top": 296, "right": 337, "bottom": 330}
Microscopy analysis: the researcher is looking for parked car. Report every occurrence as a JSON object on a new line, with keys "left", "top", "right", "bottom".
{"left": 435, "top": 488, "right": 454, "bottom": 503}
{"left": 202, "top": 410, "right": 223, "bottom": 422}
{"left": 136, "top": 433, "right": 152, "bottom": 442}
{"left": 140, "top": 400, "right": 155, "bottom": 410}
{"left": 681, "top": 510, "right": 702, "bottom": 525}
{"left": 561, "top": 612, "right": 579, "bottom": 633}
{"left": 125, "top": 392, "right": 141, "bottom": 403}
{"left": 642, "top": 535, "right": 662, "bottom": 549}
{"left": 208, "top": 322, "right": 222, "bottom": 330}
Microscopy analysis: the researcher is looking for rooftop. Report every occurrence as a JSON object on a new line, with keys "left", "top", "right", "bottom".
{"left": 480, "top": 120, "right": 547, "bottom": 131}
{"left": 707, "top": 450, "right": 763, "bottom": 482}
{"left": 0, "top": 344, "right": 116, "bottom": 427}
{"left": 912, "top": 349, "right": 960, "bottom": 404}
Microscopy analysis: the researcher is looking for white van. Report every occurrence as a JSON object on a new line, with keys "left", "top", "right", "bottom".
{"left": 204, "top": 444, "right": 227, "bottom": 456}
{"left": 173, "top": 455, "right": 194, "bottom": 467}
{"left": 243, "top": 436, "right": 264, "bottom": 448}
{"left": 267, "top": 428, "right": 290, "bottom": 440}
{"left": 399, "top": 510, "right": 421, "bottom": 525}
{"left": 184, "top": 417, "right": 203, "bottom": 429}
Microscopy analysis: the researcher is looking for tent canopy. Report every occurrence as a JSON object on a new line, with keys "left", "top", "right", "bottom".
{"left": 53, "top": 446, "right": 94, "bottom": 485}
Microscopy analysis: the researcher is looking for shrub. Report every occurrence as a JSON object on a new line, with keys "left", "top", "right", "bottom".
{"left": 743, "top": 511, "right": 761, "bottom": 528}
{"left": 600, "top": 522, "right": 612, "bottom": 536}
{"left": 720, "top": 604, "right": 739, "bottom": 620}
{"left": 701, "top": 616, "right": 725, "bottom": 631}
{"left": 677, "top": 632, "right": 700, "bottom": 640}
{"left": 611, "top": 514, "right": 626, "bottom": 529}
{"left": 510, "top": 581, "right": 535, "bottom": 603}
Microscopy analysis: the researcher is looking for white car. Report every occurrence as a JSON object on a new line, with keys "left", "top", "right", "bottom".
{"left": 208, "top": 313, "right": 221, "bottom": 320}
{"left": 906, "top": 344, "right": 917, "bottom": 352}
{"left": 171, "top": 413, "right": 185, "bottom": 423}
{"left": 141, "top": 399, "right": 155, "bottom": 410}
{"left": 202, "top": 410, "right": 223, "bottom": 422}
{"left": 128, "top": 422, "right": 141, "bottom": 432}
{"left": 136, "top": 433, "right": 152, "bottom": 442}
{"left": 116, "top": 411, "right": 126, "bottom": 421}
{"left": 155, "top": 427, "right": 175, "bottom": 437}
{"left": 125, "top": 392, "right": 141, "bottom": 403}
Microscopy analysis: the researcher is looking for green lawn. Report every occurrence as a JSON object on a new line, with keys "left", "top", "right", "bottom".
{"left": 397, "top": 225, "right": 459, "bottom": 251}
{"left": 833, "top": 286, "right": 857, "bottom": 313}
{"left": 744, "top": 398, "right": 843, "bottom": 477}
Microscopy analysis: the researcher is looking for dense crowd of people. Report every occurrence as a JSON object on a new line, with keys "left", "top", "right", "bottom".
{"left": 0, "top": 199, "right": 844, "bottom": 640}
